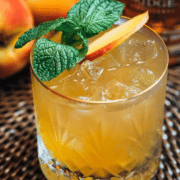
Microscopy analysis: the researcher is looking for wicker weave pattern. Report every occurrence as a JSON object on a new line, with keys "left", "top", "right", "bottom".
{"left": 0, "top": 66, "right": 180, "bottom": 180}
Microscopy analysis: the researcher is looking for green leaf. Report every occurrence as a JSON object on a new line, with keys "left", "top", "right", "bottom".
{"left": 15, "top": 18, "right": 65, "bottom": 48}
{"left": 32, "top": 38, "right": 80, "bottom": 81}
{"left": 76, "top": 32, "right": 88, "bottom": 61}
{"left": 61, "top": 31, "right": 82, "bottom": 46}
{"left": 67, "top": 0, "right": 124, "bottom": 38}
{"left": 55, "top": 20, "right": 77, "bottom": 32}
{"left": 61, "top": 31, "right": 88, "bottom": 61}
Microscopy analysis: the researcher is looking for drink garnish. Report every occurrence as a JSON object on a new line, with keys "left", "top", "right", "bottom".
{"left": 84, "top": 11, "right": 149, "bottom": 61}
{"left": 14, "top": 0, "right": 124, "bottom": 81}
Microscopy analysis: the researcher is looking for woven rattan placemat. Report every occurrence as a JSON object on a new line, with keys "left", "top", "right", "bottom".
{"left": 0, "top": 64, "right": 180, "bottom": 180}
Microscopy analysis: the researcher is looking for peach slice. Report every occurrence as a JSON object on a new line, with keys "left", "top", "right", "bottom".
{"left": 85, "top": 11, "right": 149, "bottom": 61}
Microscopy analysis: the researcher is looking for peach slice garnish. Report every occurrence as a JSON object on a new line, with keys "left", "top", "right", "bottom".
{"left": 85, "top": 11, "right": 149, "bottom": 61}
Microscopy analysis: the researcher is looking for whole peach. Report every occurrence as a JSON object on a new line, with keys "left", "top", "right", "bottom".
{"left": 0, "top": 0, "right": 34, "bottom": 78}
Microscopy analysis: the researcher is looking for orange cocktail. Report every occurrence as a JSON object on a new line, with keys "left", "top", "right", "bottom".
{"left": 31, "top": 18, "right": 168, "bottom": 180}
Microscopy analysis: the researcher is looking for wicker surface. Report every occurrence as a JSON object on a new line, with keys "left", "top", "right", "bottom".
{"left": 0, "top": 64, "right": 180, "bottom": 180}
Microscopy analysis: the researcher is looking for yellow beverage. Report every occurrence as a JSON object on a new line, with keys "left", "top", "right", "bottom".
{"left": 31, "top": 17, "right": 168, "bottom": 180}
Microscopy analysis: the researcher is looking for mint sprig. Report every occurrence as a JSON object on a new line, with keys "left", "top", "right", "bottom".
{"left": 66, "top": 0, "right": 125, "bottom": 38}
{"left": 15, "top": 18, "right": 65, "bottom": 48}
{"left": 15, "top": 0, "right": 124, "bottom": 81}
{"left": 76, "top": 32, "right": 88, "bottom": 61}
{"left": 33, "top": 38, "right": 80, "bottom": 81}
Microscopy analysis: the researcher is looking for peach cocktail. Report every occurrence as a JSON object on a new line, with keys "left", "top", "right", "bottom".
{"left": 31, "top": 17, "right": 168, "bottom": 180}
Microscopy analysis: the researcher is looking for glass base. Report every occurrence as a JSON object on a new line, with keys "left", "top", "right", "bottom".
{"left": 37, "top": 135, "right": 160, "bottom": 180}
{"left": 39, "top": 160, "right": 159, "bottom": 180}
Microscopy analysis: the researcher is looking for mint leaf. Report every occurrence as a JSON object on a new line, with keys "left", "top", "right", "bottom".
{"left": 55, "top": 20, "right": 77, "bottom": 32}
{"left": 76, "top": 32, "right": 88, "bottom": 61}
{"left": 61, "top": 31, "right": 82, "bottom": 46}
{"left": 67, "top": 0, "right": 124, "bottom": 38}
{"left": 32, "top": 38, "right": 80, "bottom": 81}
{"left": 15, "top": 18, "right": 65, "bottom": 48}
{"left": 61, "top": 31, "right": 88, "bottom": 61}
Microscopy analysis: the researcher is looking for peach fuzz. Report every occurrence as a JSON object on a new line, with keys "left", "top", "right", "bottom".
{"left": 0, "top": 0, "right": 34, "bottom": 78}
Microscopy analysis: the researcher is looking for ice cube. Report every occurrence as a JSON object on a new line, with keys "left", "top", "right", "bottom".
{"left": 102, "top": 79, "right": 141, "bottom": 100}
{"left": 121, "top": 66, "right": 157, "bottom": 90}
{"left": 48, "top": 66, "right": 83, "bottom": 96}
{"left": 81, "top": 54, "right": 120, "bottom": 81}
{"left": 81, "top": 60, "right": 104, "bottom": 81}
{"left": 111, "top": 35, "right": 158, "bottom": 66}
{"left": 97, "top": 53, "right": 120, "bottom": 71}
{"left": 61, "top": 68, "right": 97, "bottom": 98}
{"left": 90, "top": 86, "right": 105, "bottom": 101}
{"left": 130, "top": 68, "right": 157, "bottom": 88}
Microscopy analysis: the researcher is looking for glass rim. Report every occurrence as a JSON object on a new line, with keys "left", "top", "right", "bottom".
{"left": 30, "top": 16, "right": 169, "bottom": 104}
